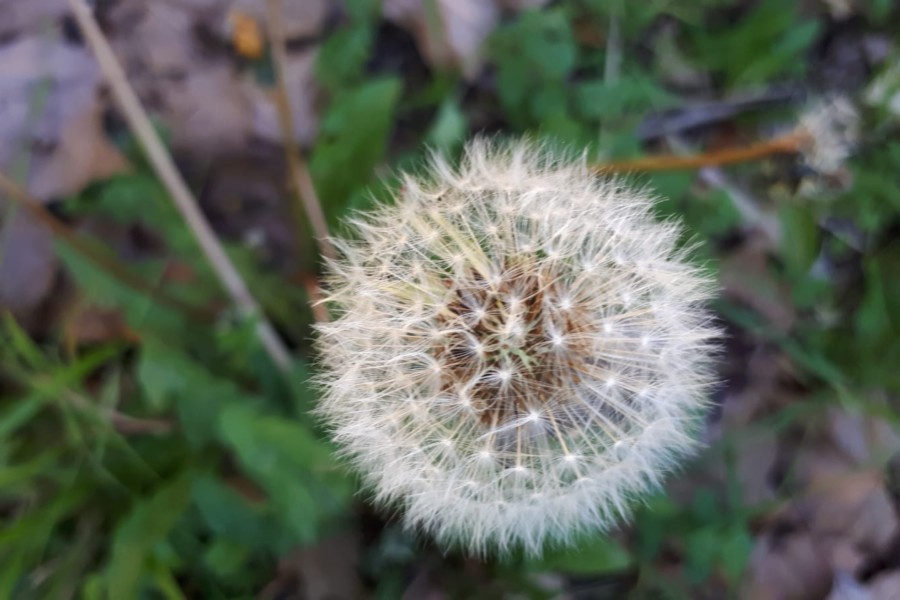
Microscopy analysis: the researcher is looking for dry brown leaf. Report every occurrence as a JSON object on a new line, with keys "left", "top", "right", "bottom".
{"left": 732, "top": 428, "right": 781, "bottom": 506}
{"left": 383, "top": 0, "right": 499, "bottom": 79}
{"left": 127, "top": 3, "right": 197, "bottom": 74}
{"left": 827, "top": 571, "right": 872, "bottom": 600}
{"left": 106, "top": 1, "right": 317, "bottom": 154}
{"left": 228, "top": 10, "right": 265, "bottom": 59}
{"left": 0, "top": 0, "right": 68, "bottom": 38}
{"left": 494, "top": 0, "right": 552, "bottom": 10}
{"left": 106, "top": 3, "right": 257, "bottom": 154}
{"left": 249, "top": 49, "right": 319, "bottom": 147}
{"left": 0, "top": 32, "right": 129, "bottom": 321}
{"left": 720, "top": 348, "right": 789, "bottom": 427}
{"left": 720, "top": 231, "right": 796, "bottom": 332}
{"left": 230, "top": 0, "right": 330, "bottom": 40}
{"left": 830, "top": 543, "right": 868, "bottom": 575}
{"left": 166, "top": 65, "right": 256, "bottom": 152}
{"left": 670, "top": 423, "right": 780, "bottom": 512}
{"left": 743, "top": 532, "right": 833, "bottom": 600}
{"left": 0, "top": 35, "right": 129, "bottom": 200}
{"left": 168, "top": 0, "right": 229, "bottom": 10}
{"left": 827, "top": 407, "right": 900, "bottom": 467}
{"left": 867, "top": 572, "right": 900, "bottom": 600}
{"left": 402, "top": 565, "right": 447, "bottom": 600}
{"left": 292, "top": 531, "right": 361, "bottom": 600}
{"left": 28, "top": 100, "right": 130, "bottom": 200}
{"left": 788, "top": 409, "right": 900, "bottom": 556}
{"left": 257, "top": 531, "right": 361, "bottom": 600}
{"left": 61, "top": 301, "right": 139, "bottom": 347}
{"left": 0, "top": 211, "right": 58, "bottom": 324}
{"left": 793, "top": 451, "right": 898, "bottom": 553}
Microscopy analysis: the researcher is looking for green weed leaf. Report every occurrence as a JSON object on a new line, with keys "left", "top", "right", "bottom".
{"left": 106, "top": 470, "right": 193, "bottom": 599}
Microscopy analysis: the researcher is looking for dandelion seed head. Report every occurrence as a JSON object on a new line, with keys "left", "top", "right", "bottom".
{"left": 794, "top": 96, "right": 860, "bottom": 176}
{"left": 314, "top": 138, "right": 719, "bottom": 556}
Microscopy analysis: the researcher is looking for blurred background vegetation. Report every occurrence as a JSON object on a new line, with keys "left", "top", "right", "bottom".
{"left": 1, "top": 0, "right": 900, "bottom": 598}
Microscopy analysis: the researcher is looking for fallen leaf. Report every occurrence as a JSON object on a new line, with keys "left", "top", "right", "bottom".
{"left": 718, "top": 346, "right": 791, "bottom": 427}
{"left": 720, "top": 231, "right": 796, "bottom": 332}
{"left": 0, "top": 31, "right": 129, "bottom": 322}
{"left": 293, "top": 531, "right": 361, "bottom": 600}
{"left": 401, "top": 565, "right": 446, "bottom": 600}
{"left": 230, "top": 0, "right": 330, "bottom": 40}
{"left": 256, "top": 531, "right": 361, "bottom": 600}
{"left": 115, "top": 2, "right": 197, "bottom": 75}
{"left": 0, "top": 211, "right": 58, "bottom": 324}
{"left": 828, "top": 407, "right": 900, "bottom": 467}
{"left": 165, "top": 65, "right": 256, "bottom": 153}
{"left": 249, "top": 49, "right": 319, "bottom": 147}
{"left": 105, "top": 2, "right": 256, "bottom": 154}
{"left": 0, "top": 34, "right": 128, "bottom": 200}
{"left": 0, "top": 0, "right": 68, "bottom": 38}
{"left": 494, "top": 0, "right": 552, "bottom": 9}
{"left": 743, "top": 532, "right": 833, "bottom": 600}
{"left": 106, "top": 1, "right": 316, "bottom": 154}
{"left": 228, "top": 10, "right": 265, "bottom": 60}
{"left": 868, "top": 571, "right": 900, "bottom": 600}
{"left": 827, "top": 571, "right": 872, "bottom": 600}
{"left": 731, "top": 428, "right": 781, "bottom": 506}
{"left": 383, "top": 0, "right": 499, "bottom": 79}
{"left": 793, "top": 447, "right": 898, "bottom": 553}
{"left": 831, "top": 543, "right": 868, "bottom": 575}
{"left": 167, "top": 0, "right": 229, "bottom": 10}
{"left": 61, "top": 299, "right": 140, "bottom": 347}
{"left": 28, "top": 99, "right": 130, "bottom": 200}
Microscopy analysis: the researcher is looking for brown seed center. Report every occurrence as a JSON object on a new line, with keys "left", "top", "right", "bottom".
{"left": 435, "top": 260, "right": 594, "bottom": 427}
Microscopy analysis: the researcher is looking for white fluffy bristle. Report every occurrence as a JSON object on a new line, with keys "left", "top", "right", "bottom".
{"left": 314, "top": 139, "right": 719, "bottom": 556}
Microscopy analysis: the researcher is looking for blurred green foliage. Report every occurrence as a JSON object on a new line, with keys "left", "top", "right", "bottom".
{"left": 2, "top": 0, "right": 900, "bottom": 598}
{"left": 685, "top": 0, "right": 821, "bottom": 87}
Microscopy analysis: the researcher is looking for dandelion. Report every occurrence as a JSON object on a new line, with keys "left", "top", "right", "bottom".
{"left": 314, "top": 139, "right": 719, "bottom": 555}
{"left": 793, "top": 96, "right": 860, "bottom": 177}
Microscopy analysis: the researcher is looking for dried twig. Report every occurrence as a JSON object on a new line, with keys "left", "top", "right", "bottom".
{"left": 595, "top": 132, "right": 803, "bottom": 175}
{"left": 63, "top": 389, "right": 175, "bottom": 435}
{"left": 265, "top": 0, "right": 336, "bottom": 263}
{"left": 67, "top": 0, "right": 291, "bottom": 370}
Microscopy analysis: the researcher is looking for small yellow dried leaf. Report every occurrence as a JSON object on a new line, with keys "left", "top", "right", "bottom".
{"left": 229, "top": 11, "right": 264, "bottom": 60}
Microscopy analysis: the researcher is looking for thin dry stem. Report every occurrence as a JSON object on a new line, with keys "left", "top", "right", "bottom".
{"left": 265, "top": 0, "right": 336, "bottom": 263}
{"left": 594, "top": 132, "right": 804, "bottom": 174}
{"left": 63, "top": 389, "right": 174, "bottom": 435}
{"left": 67, "top": 0, "right": 291, "bottom": 370}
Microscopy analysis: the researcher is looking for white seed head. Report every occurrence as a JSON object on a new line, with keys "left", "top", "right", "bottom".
{"left": 794, "top": 96, "right": 860, "bottom": 175}
{"left": 314, "top": 139, "right": 719, "bottom": 556}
